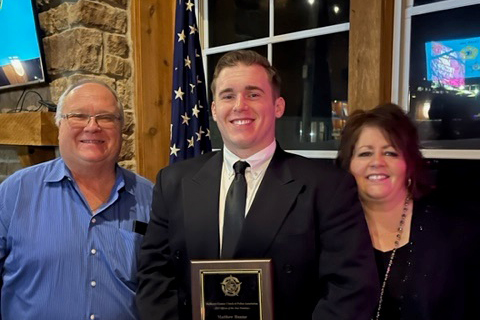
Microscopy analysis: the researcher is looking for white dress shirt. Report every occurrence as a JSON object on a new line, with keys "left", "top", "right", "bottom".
{"left": 218, "top": 140, "right": 276, "bottom": 251}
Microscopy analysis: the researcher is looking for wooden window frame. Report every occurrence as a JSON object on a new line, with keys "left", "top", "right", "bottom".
{"left": 131, "top": 0, "right": 394, "bottom": 178}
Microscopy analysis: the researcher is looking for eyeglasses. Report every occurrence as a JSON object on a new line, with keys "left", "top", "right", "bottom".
{"left": 61, "top": 113, "right": 122, "bottom": 129}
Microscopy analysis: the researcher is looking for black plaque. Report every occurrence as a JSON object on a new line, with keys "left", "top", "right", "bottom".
{"left": 191, "top": 259, "right": 274, "bottom": 320}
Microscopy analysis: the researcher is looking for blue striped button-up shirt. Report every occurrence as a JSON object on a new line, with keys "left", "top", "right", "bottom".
{"left": 0, "top": 158, "right": 153, "bottom": 320}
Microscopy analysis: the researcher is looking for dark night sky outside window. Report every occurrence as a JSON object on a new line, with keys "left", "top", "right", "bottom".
{"left": 413, "top": 0, "right": 446, "bottom": 6}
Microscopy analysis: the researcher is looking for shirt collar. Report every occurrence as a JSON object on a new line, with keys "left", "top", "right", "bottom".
{"left": 44, "top": 158, "right": 129, "bottom": 194}
{"left": 223, "top": 140, "right": 276, "bottom": 177}
{"left": 44, "top": 158, "right": 73, "bottom": 182}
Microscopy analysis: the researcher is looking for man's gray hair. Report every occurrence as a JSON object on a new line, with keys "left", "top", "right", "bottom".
{"left": 55, "top": 79, "right": 124, "bottom": 126}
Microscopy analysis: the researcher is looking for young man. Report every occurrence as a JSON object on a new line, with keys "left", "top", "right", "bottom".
{"left": 137, "top": 50, "right": 378, "bottom": 320}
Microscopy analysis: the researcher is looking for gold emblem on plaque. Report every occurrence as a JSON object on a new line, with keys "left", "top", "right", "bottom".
{"left": 221, "top": 275, "right": 242, "bottom": 296}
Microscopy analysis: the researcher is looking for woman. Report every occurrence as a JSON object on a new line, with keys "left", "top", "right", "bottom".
{"left": 337, "top": 103, "right": 480, "bottom": 320}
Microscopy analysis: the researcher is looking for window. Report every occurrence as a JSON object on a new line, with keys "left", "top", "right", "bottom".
{"left": 393, "top": 0, "right": 480, "bottom": 158}
{"left": 200, "top": 0, "right": 350, "bottom": 154}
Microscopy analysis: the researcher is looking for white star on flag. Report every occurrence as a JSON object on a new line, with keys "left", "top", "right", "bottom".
{"left": 192, "top": 105, "right": 200, "bottom": 118}
{"left": 177, "top": 30, "right": 186, "bottom": 43}
{"left": 196, "top": 126, "right": 205, "bottom": 141}
{"left": 187, "top": 136, "right": 195, "bottom": 148}
{"left": 189, "top": 24, "right": 198, "bottom": 35}
{"left": 174, "top": 87, "right": 185, "bottom": 100}
{"left": 181, "top": 112, "right": 191, "bottom": 125}
{"left": 184, "top": 55, "right": 192, "bottom": 69}
{"left": 186, "top": 0, "right": 194, "bottom": 11}
{"left": 170, "top": 144, "right": 180, "bottom": 156}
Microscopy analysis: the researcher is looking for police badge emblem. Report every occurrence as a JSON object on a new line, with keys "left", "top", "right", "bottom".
{"left": 221, "top": 275, "right": 242, "bottom": 296}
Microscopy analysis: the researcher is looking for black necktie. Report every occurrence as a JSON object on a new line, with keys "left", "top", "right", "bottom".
{"left": 222, "top": 160, "right": 250, "bottom": 258}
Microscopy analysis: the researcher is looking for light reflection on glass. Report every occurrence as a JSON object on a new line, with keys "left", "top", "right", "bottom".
{"left": 10, "top": 58, "right": 25, "bottom": 77}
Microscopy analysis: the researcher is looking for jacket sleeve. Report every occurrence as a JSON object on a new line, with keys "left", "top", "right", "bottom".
{"left": 136, "top": 169, "right": 179, "bottom": 320}
{"left": 313, "top": 171, "right": 380, "bottom": 320}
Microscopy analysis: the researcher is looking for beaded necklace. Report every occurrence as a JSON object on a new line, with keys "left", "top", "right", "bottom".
{"left": 374, "top": 195, "right": 411, "bottom": 320}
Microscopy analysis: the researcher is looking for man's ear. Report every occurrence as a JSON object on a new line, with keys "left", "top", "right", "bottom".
{"left": 211, "top": 101, "right": 217, "bottom": 121}
{"left": 274, "top": 97, "right": 285, "bottom": 119}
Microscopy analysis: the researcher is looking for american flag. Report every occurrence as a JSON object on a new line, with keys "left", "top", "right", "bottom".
{"left": 170, "top": 0, "right": 212, "bottom": 164}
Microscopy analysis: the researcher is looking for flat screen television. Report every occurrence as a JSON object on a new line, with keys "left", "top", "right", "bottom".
{"left": 425, "top": 36, "right": 480, "bottom": 88}
{"left": 0, "top": 0, "right": 46, "bottom": 91}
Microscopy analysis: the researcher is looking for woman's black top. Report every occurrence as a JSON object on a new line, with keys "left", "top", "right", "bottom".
{"left": 370, "top": 197, "right": 480, "bottom": 320}
{"left": 374, "top": 242, "right": 412, "bottom": 320}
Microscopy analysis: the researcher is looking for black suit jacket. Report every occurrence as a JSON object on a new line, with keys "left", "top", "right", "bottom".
{"left": 137, "top": 147, "right": 379, "bottom": 320}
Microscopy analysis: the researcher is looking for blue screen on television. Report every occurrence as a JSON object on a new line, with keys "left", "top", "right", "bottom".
{"left": 0, "top": 0, "right": 46, "bottom": 89}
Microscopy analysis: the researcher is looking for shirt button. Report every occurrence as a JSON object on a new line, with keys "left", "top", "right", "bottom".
{"left": 91, "top": 249, "right": 97, "bottom": 255}
{"left": 91, "top": 218, "right": 97, "bottom": 224}
{"left": 90, "top": 314, "right": 95, "bottom": 320}
{"left": 90, "top": 280, "right": 96, "bottom": 287}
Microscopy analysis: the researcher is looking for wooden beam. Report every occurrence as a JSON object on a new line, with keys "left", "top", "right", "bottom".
{"left": 0, "top": 112, "right": 58, "bottom": 146}
{"left": 131, "top": 0, "right": 175, "bottom": 182}
{"left": 0, "top": 112, "right": 58, "bottom": 168}
{"left": 348, "top": 0, "right": 394, "bottom": 112}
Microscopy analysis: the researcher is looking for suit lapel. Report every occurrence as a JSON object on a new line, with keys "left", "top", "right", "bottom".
{"left": 236, "top": 148, "right": 304, "bottom": 257}
{"left": 184, "top": 152, "right": 223, "bottom": 259}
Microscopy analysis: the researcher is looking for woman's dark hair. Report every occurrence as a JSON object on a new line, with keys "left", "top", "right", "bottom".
{"left": 336, "top": 103, "right": 430, "bottom": 199}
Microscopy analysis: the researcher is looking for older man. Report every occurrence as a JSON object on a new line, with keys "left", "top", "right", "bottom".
{"left": 0, "top": 80, "right": 153, "bottom": 320}
{"left": 137, "top": 50, "right": 378, "bottom": 320}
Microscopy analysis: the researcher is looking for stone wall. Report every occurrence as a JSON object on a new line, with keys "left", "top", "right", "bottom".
{"left": 0, "top": 147, "right": 23, "bottom": 183}
{"left": 38, "top": 0, "right": 136, "bottom": 171}
{"left": 0, "top": 0, "right": 136, "bottom": 183}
